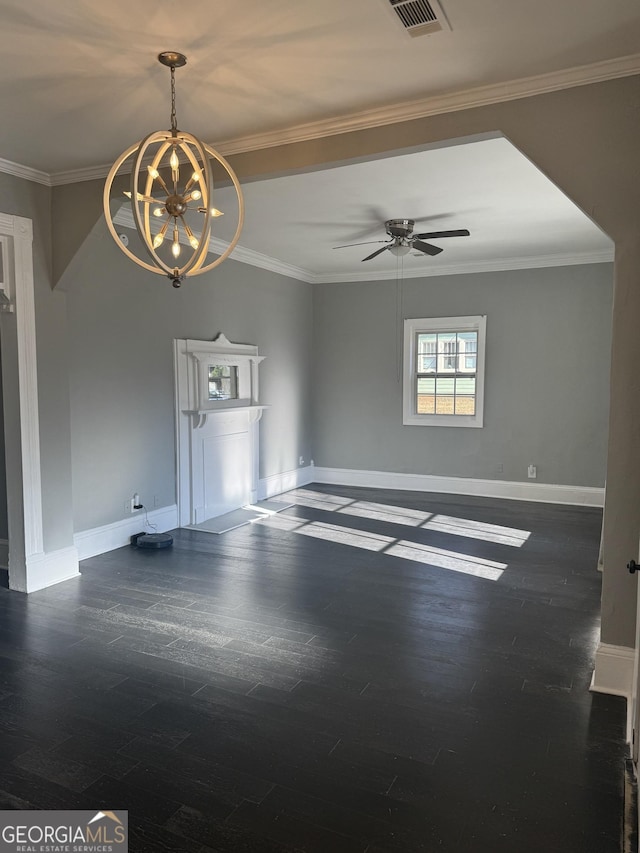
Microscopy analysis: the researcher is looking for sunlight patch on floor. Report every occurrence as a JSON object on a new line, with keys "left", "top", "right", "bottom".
{"left": 294, "top": 520, "right": 394, "bottom": 551}
{"left": 283, "top": 490, "right": 529, "bottom": 548}
{"left": 255, "top": 510, "right": 506, "bottom": 580}
{"left": 338, "top": 500, "right": 431, "bottom": 527}
{"left": 422, "top": 514, "right": 531, "bottom": 547}
{"left": 384, "top": 540, "right": 506, "bottom": 580}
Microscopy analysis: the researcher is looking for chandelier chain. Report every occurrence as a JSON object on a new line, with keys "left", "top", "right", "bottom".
{"left": 170, "top": 65, "right": 177, "bottom": 133}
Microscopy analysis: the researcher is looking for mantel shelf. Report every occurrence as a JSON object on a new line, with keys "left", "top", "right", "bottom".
{"left": 183, "top": 404, "right": 270, "bottom": 429}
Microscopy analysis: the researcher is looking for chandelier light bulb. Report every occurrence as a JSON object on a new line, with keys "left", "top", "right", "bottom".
{"left": 103, "top": 51, "right": 244, "bottom": 288}
{"left": 153, "top": 220, "right": 169, "bottom": 248}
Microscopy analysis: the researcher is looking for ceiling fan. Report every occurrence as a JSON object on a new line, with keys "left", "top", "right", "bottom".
{"left": 333, "top": 218, "right": 470, "bottom": 261}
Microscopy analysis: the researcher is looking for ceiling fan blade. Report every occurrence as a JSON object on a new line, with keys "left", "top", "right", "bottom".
{"left": 362, "top": 246, "right": 390, "bottom": 262}
{"left": 413, "top": 229, "right": 470, "bottom": 240}
{"left": 412, "top": 240, "right": 443, "bottom": 257}
{"left": 333, "top": 240, "right": 387, "bottom": 249}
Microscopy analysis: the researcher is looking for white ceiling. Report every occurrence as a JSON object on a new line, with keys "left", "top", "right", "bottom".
{"left": 0, "top": 0, "right": 630, "bottom": 277}
{"left": 214, "top": 136, "right": 613, "bottom": 281}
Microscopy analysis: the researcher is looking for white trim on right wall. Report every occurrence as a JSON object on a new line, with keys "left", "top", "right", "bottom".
{"left": 591, "top": 642, "right": 634, "bottom": 743}
{"left": 310, "top": 467, "right": 604, "bottom": 507}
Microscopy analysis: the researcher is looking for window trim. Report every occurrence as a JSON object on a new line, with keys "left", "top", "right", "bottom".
{"left": 403, "top": 315, "right": 487, "bottom": 427}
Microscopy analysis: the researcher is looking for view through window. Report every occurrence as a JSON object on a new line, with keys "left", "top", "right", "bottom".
{"left": 403, "top": 315, "right": 486, "bottom": 427}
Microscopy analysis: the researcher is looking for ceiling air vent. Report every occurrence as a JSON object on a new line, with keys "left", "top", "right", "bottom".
{"left": 387, "top": 0, "right": 451, "bottom": 37}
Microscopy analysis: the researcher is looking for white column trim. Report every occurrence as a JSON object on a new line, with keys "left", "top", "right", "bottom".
{"left": 0, "top": 213, "right": 47, "bottom": 593}
{"left": 20, "top": 546, "right": 80, "bottom": 594}
{"left": 12, "top": 216, "right": 44, "bottom": 556}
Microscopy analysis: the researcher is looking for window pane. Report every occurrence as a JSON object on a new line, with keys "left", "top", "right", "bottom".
{"left": 455, "top": 396, "right": 476, "bottom": 415}
{"left": 436, "top": 377, "right": 455, "bottom": 395}
{"left": 417, "top": 377, "right": 436, "bottom": 394}
{"left": 435, "top": 376, "right": 455, "bottom": 414}
{"left": 417, "top": 377, "right": 435, "bottom": 413}
{"left": 417, "top": 333, "right": 436, "bottom": 351}
{"left": 455, "top": 377, "right": 476, "bottom": 415}
{"left": 435, "top": 394, "right": 455, "bottom": 414}
{"left": 458, "top": 331, "right": 477, "bottom": 352}
{"left": 419, "top": 355, "right": 436, "bottom": 372}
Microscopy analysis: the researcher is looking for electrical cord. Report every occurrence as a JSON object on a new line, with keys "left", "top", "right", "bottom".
{"left": 136, "top": 504, "right": 158, "bottom": 533}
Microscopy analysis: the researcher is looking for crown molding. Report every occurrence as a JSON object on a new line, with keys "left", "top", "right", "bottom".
{"left": 111, "top": 206, "right": 613, "bottom": 283}
{"left": 310, "top": 249, "right": 615, "bottom": 283}
{"left": 6, "top": 51, "right": 633, "bottom": 187}
{"left": 0, "top": 156, "right": 51, "bottom": 186}
{"left": 49, "top": 164, "right": 111, "bottom": 186}
{"left": 209, "top": 237, "right": 314, "bottom": 282}
{"left": 112, "top": 208, "right": 314, "bottom": 283}
{"left": 212, "top": 53, "right": 640, "bottom": 158}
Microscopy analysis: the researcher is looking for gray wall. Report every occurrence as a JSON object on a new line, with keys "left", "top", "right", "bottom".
{"left": 228, "top": 75, "right": 640, "bottom": 649}
{"left": 65, "top": 221, "right": 313, "bottom": 533}
{"left": 35, "top": 74, "right": 640, "bottom": 648}
{"left": 313, "top": 263, "right": 613, "bottom": 487}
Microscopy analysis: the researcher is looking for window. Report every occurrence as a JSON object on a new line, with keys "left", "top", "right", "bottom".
{"left": 403, "top": 315, "right": 486, "bottom": 427}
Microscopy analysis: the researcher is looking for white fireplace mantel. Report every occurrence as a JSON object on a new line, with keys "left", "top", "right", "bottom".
{"left": 174, "top": 333, "right": 268, "bottom": 526}
{"left": 183, "top": 404, "right": 269, "bottom": 430}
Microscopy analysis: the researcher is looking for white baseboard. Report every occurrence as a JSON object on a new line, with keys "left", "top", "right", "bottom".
{"left": 591, "top": 642, "right": 635, "bottom": 698}
{"left": 0, "top": 538, "right": 8, "bottom": 570}
{"left": 74, "top": 505, "right": 179, "bottom": 561}
{"left": 309, "top": 467, "right": 604, "bottom": 507}
{"left": 10, "top": 546, "right": 81, "bottom": 593}
{"left": 258, "top": 466, "right": 315, "bottom": 500}
{"left": 591, "top": 642, "right": 634, "bottom": 742}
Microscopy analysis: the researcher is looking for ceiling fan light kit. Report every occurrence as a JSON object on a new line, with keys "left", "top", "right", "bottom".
{"left": 334, "top": 218, "right": 470, "bottom": 262}
{"left": 103, "top": 52, "right": 244, "bottom": 288}
{"left": 389, "top": 242, "right": 411, "bottom": 256}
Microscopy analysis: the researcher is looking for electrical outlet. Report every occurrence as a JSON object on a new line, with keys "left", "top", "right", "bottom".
{"left": 496, "top": 462, "right": 503, "bottom": 474}
{"left": 527, "top": 464, "right": 537, "bottom": 479}
{"left": 299, "top": 456, "right": 304, "bottom": 466}
{"left": 310, "top": 459, "right": 315, "bottom": 467}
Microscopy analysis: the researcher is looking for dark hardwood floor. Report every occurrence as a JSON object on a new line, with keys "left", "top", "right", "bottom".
{"left": 0, "top": 485, "right": 627, "bottom": 852}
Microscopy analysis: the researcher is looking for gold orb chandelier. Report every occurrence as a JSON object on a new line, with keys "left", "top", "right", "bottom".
{"left": 103, "top": 51, "right": 244, "bottom": 288}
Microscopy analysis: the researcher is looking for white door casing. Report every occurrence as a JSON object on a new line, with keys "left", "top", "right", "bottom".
{"left": 174, "top": 334, "right": 267, "bottom": 527}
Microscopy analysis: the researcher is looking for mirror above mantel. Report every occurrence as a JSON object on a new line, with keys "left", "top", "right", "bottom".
{"left": 182, "top": 333, "right": 267, "bottom": 429}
